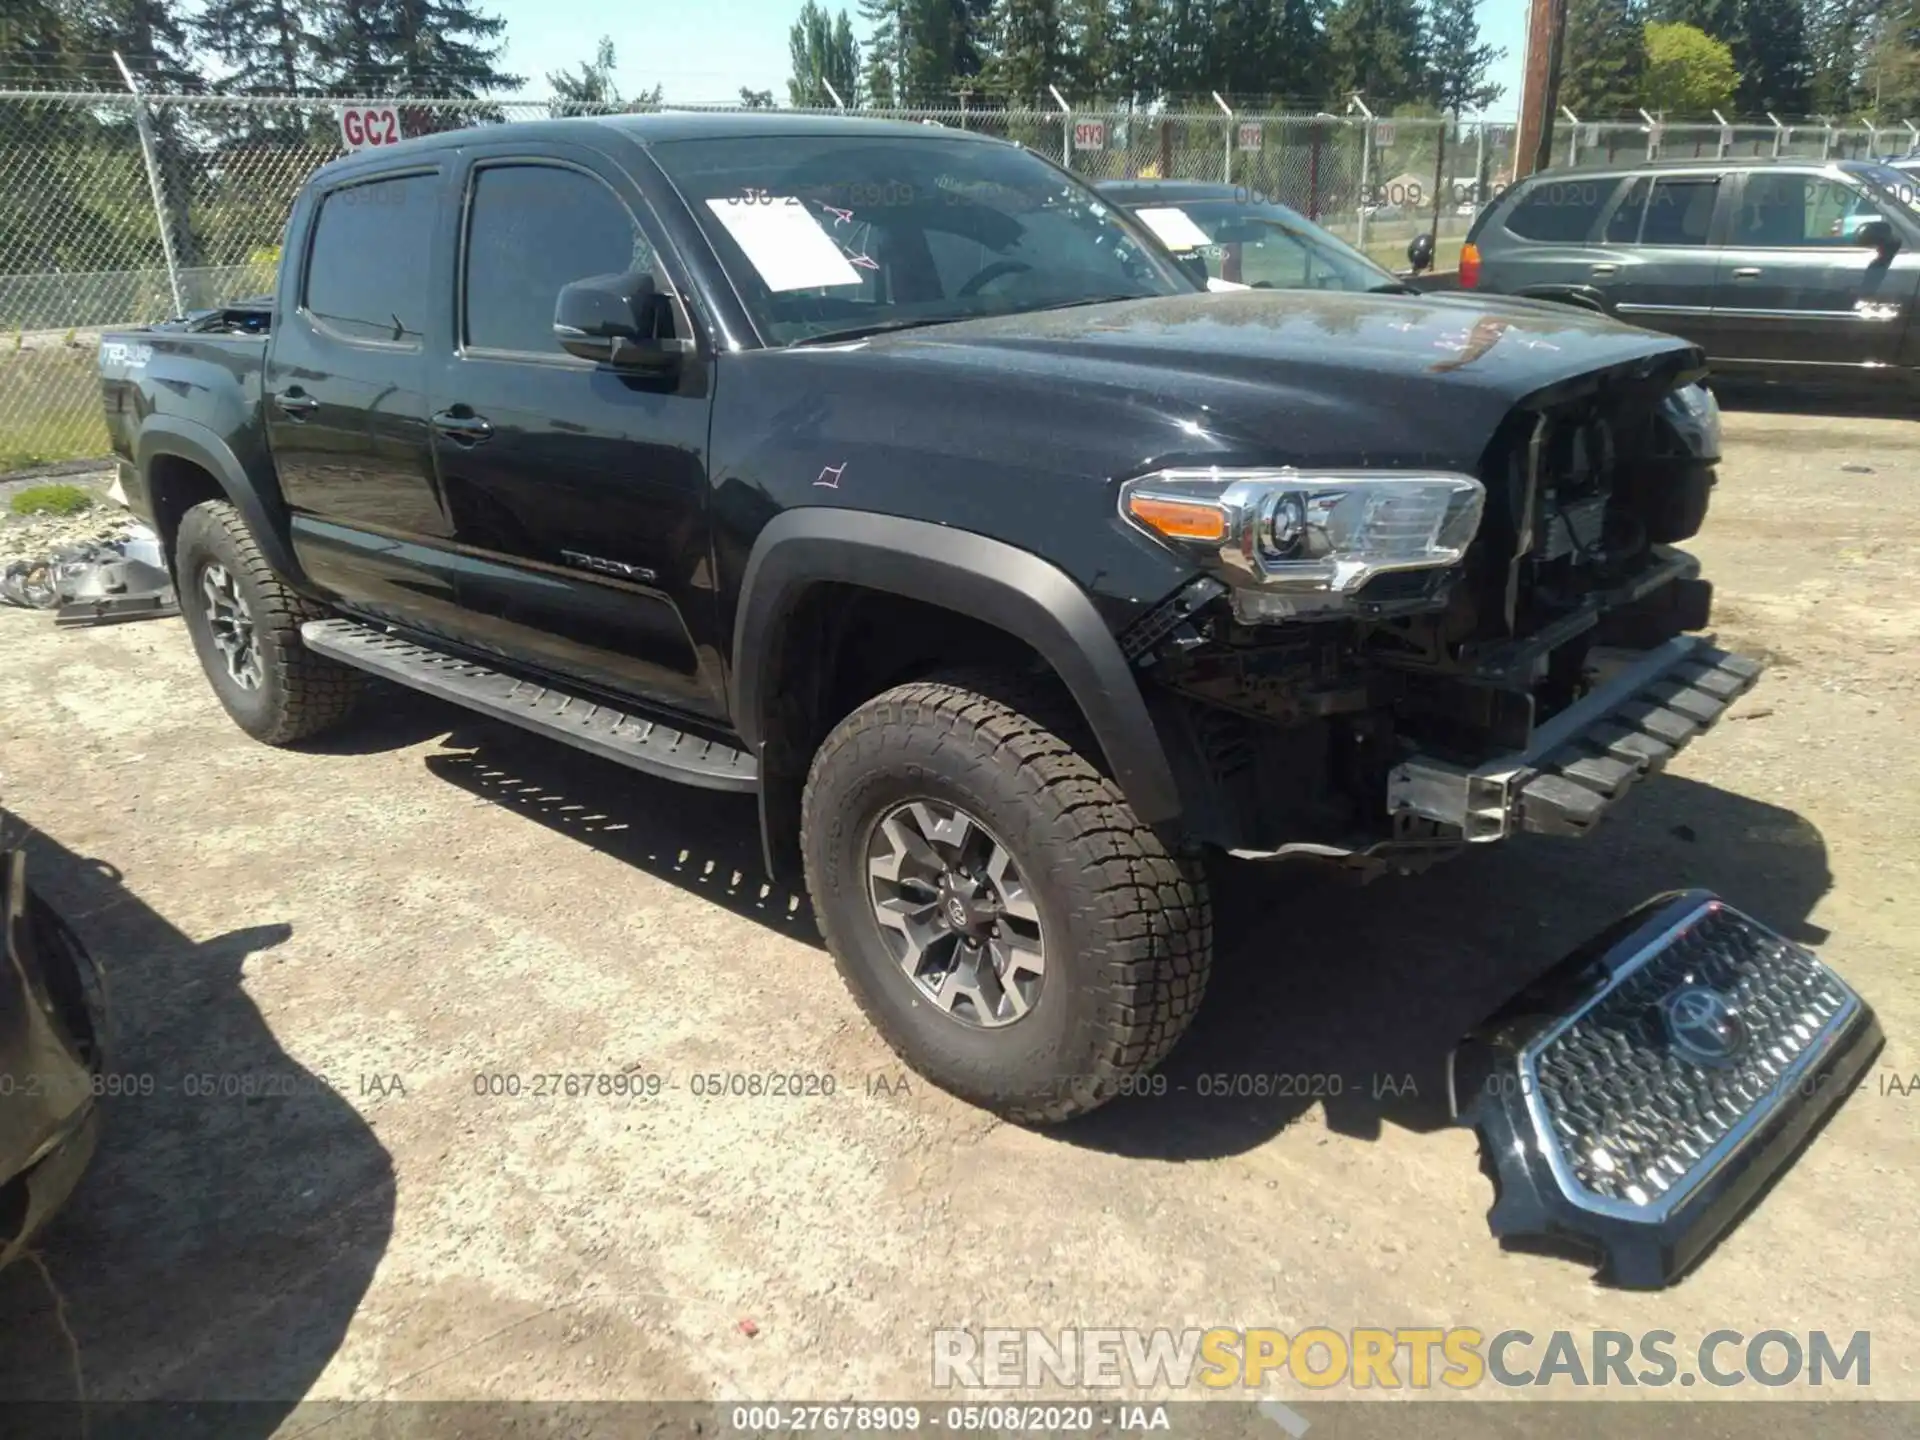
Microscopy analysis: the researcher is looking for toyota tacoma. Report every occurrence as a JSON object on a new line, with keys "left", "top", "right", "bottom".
{"left": 100, "top": 115, "right": 1766, "bottom": 1129}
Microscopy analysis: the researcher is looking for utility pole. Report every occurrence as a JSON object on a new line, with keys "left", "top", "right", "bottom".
{"left": 1514, "top": 0, "right": 1567, "bottom": 180}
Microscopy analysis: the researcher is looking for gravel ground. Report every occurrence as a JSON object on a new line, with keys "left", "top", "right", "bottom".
{"left": 0, "top": 408, "right": 1914, "bottom": 1427}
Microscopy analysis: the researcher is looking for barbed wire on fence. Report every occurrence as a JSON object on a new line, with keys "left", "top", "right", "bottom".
{"left": 3, "top": 87, "right": 1918, "bottom": 470}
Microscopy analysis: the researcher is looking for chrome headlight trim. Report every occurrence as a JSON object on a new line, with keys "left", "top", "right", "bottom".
{"left": 1119, "top": 466, "right": 1487, "bottom": 603}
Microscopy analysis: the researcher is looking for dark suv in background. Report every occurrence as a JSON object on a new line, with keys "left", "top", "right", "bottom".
{"left": 1463, "top": 158, "right": 1920, "bottom": 379}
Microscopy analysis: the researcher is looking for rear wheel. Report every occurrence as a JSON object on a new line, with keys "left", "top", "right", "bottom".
{"left": 800, "top": 669, "right": 1212, "bottom": 1124}
{"left": 175, "top": 500, "right": 361, "bottom": 744}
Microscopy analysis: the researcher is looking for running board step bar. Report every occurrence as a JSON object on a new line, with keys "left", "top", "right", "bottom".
{"left": 301, "top": 618, "right": 758, "bottom": 792}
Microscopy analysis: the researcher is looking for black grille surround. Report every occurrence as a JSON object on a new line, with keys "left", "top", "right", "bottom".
{"left": 1453, "top": 890, "right": 1882, "bottom": 1288}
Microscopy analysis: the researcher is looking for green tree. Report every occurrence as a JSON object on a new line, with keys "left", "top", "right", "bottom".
{"left": 1732, "top": 0, "right": 1813, "bottom": 114}
{"left": 1424, "top": 0, "right": 1504, "bottom": 239}
{"left": 739, "top": 86, "right": 778, "bottom": 107}
{"left": 1326, "top": 0, "right": 1429, "bottom": 109}
{"left": 858, "top": 0, "right": 902, "bottom": 103}
{"left": 788, "top": 2, "right": 862, "bottom": 107}
{"left": 316, "top": 0, "right": 522, "bottom": 98}
{"left": 1561, "top": 0, "right": 1648, "bottom": 117}
{"left": 548, "top": 35, "right": 620, "bottom": 112}
{"left": 987, "top": 0, "right": 1065, "bottom": 104}
{"left": 1806, "top": 0, "right": 1872, "bottom": 113}
{"left": 1643, "top": 19, "right": 1738, "bottom": 113}
{"left": 193, "top": 0, "right": 320, "bottom": 94}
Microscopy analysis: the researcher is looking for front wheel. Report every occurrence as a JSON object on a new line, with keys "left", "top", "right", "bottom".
{"left": 800, "top": 670, "right": 1212, "bottom": 1124}
{"left": 175, "top": 500, "right": 361, "bottom": 745}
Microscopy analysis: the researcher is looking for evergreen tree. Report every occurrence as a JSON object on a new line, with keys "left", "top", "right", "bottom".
{"left": 1561, "top": 0, "right": 1649, "bottom": 117}
{"left": 1423, "top": 0, "right": 1503, "bottom": 239}
{"left": 316, "top": 0, "right": 521, "bottom": 98}
{"left": 988, "top": 0, "right": 1065, "bottom": 104}
{"left": 1805, "top": 0, "right": 1868, "bottom": 112}
{"left": 1732, "top": 0, "right": 1812, "bottom": 114}
{"left": 788, "top": 2, "right": 862, "bottom": 107}
{"left": 548, "top": 35, "right": 620, "bottom": 112}
{"left": 92, "top": 0, "right": 205, "bottom": 90}
{"left": 858, "top": 0, "right": 903, "bottom": 103}
{"left": 194, "top": 0, "right": 320, "bottom": 95}
{"left": 1326, "top": 0, "right": 1429, "bottom": 109}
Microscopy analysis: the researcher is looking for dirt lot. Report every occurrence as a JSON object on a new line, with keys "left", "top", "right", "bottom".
{"left": 0, "top": 404, "right": 1915, "bottom": 1425}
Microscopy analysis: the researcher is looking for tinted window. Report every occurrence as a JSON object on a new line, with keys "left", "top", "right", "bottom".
{"left": 1735, "top": 173, "right": 1878, "bottom": 247}
{"left": 1604, "top": 177, "right": 1649, "bottom": 242}
{"left": 650, "top": 133, "right": 1192, "bottom": 345}
{"left": 305, "top": 173, "right": 437, "bottom": 344}
{"left": 1503, "top": 177, "right": 1619, "bottom": 241}
{"left": 464, "top": 164, "right": 655, "bottom": 354}
{"left": 1641, "top": 177, "right": 1719, "bottom": 246}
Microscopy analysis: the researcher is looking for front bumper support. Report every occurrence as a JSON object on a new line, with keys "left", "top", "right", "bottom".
{"left": 1387, "top": 636, "right": 1761, "bottom": 842}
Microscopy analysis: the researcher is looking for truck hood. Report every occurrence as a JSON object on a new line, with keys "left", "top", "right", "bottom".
{"left": 827, "top": 288, "right": 1702, "bottom": 475}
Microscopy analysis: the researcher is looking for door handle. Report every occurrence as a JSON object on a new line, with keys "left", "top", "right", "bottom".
{"left": 1590, "top": 262, "right": 1619, "bottom": 276}
{"left": 431, "top": 409, "right": 494, "bottom": 445}
{"left": 272, "top": 390, "right": 317, "bottom": 418}
{"left": 1731, "top": 267, "right": 1762, "bottom": 279}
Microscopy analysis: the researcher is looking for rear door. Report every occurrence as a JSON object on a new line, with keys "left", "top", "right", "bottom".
{"left": 1587, "top": 171, "right": 1728, "bottom": 352}
{"left": 429, "top": 141, "right": 724, "bottom": 719}
{"left": 1478, "top": 172, "right": 1629, "bottom": 302}
{"left": 1710, "top": 168, "right": 1920, "bottom": 368}
{"left": 268, "top": 165, "right": 468, "bottom": 634}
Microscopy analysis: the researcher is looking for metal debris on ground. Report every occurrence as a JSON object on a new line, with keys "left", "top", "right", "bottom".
{"left": 0, "top": 520, "right": 178, "bottom": 625}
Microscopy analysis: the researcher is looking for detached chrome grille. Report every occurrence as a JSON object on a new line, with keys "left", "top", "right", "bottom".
{"left": 1523, "top": 899, "right": 1858, "bottom": 1215}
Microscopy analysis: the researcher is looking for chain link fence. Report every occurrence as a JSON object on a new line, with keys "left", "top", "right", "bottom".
{"left": 31, "top": 88, "right": 1886, "bottom": 471}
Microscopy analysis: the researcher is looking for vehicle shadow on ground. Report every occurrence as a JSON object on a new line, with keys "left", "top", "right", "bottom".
{"left": 421, "top": 716, "right": 822, "bottom": 947}
{"left": 0, "top": 810, "right": 395, "bottom": 1433}
{"left": 1063, "top": 771, "right": 1832, "bottom": 1161}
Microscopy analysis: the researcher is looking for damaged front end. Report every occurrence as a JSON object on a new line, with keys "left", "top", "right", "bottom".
{"left": 1451, "top": 891, "right": 1882, "bottom": 1288}
{"left": 1124, "top": 361, "right": 1743, "bottom": 872}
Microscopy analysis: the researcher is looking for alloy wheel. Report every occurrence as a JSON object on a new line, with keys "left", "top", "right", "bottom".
{"left": 200, "top": 562, "right": 262, "bottom": 691}
{"left": 865, "top": 800, "right": 1047, "bottom": 1029}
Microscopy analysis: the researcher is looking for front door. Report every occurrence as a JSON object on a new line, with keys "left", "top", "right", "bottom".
{"left": 1711, "top": 169, "right": 1920, "bottom": 368}
{"left": 1591, "top": 172, "right": 1728, "bottom": 353}
{"left": 428, "top": 144, "right": 723, "bottom": 720}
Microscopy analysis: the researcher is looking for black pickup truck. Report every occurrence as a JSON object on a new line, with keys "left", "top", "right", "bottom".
{"left": 100, "top": 114, "right": 1760, "bottom": 1128}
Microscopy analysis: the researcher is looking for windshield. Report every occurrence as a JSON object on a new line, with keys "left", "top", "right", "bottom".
{"left": 651, "top": 133, "right": 1196, "bottom": 345}
{"left": 1122, "top": 197, "right": 1397, "bottom": 292}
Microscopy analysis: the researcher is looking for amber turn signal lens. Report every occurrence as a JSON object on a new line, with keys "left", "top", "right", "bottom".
{"left": 1126, "top": 494, "right": 1229, "bottom": 542}
{"left": 1459, "top": 242, "right": 1482, "bottom": 289}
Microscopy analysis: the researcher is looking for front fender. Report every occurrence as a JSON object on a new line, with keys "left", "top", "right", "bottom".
{"left": 731, "top": 509, "right": 1183, "bottom": 828}
{"left": 135, "top": 415, "right": 312, "bottom": 592}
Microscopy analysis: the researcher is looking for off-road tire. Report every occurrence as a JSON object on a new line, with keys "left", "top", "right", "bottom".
{"left": 175, "top": 500, "right": 360, "bottom": 744}
{"left": 801, "top": 668, "right": 1212, "bottom": 1124}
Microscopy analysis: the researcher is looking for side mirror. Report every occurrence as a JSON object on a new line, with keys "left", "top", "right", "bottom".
{"left": 1406, "top": 232, "right": 1435, "bottom": 274}
{"left": 1855, "top": 218, "right": 1898, "bottom": 253}
{"left": 553, "top": 272, "right": 692, "bottom": 372}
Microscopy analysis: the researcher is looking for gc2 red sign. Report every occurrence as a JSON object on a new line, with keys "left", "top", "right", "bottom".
{"left": 1073, "top": 120, "right": 1106, "bottom": 152}
{"left": 339, "top": 104, "right": 403, "bottom": 151}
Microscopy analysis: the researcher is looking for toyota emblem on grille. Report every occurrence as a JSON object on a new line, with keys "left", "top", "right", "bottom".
{"left": 1661, "top": 986, "right": 1748, "bottom": 1066}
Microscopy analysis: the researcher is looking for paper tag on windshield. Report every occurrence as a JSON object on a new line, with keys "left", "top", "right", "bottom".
{"left": 705, "top": 197, "right": 862, "bottom": 291}
{"left": 1134, "top": 206, "right": 1214, "bottom": 252}
{"left": 1206, "top": 276, "right": 1251, "bottom": 292}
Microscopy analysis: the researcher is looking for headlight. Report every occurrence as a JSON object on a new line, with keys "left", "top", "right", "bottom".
{"left": 1120, "top": 467, "right": 1485, "bottom": 619}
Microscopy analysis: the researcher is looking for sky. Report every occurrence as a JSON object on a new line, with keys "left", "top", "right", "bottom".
{"left": 484, "top": 0, "right": 1528, "bottom": 120}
